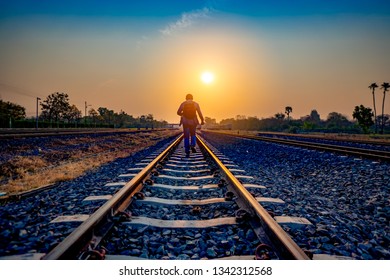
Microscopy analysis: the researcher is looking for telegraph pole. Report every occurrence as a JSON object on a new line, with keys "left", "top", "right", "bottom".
{"left": 85, "top": 101, "right": 87, "bottom": 125}
{"left": 36, "top": 97, "right": 41, "bottom": 129}
{"left": 84, "top": 101, "right": 91, "bottom": 126}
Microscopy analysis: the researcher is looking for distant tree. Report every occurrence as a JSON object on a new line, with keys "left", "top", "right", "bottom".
{"left": 299, "top": 110, "right": 321, "bottom": 130}
{"left": 0, "top": 100, "right": 26, "bottom": 127}
{"left": 220, "top": 118, "right": 235, "bottom": 128}
{"left": 88, "top": 108, "right": 99, "bottom": 126}
{"left": 97, "top": 107, "right": 109, "bottom": 117}
{"left": 325, "top": 112, "right": 352, "bottom": 130}
{"left": 377, "top": 114, "right": 390, "bottom": 132}
{"left": 124, "top": 114, "right": 136, "bottom": 127}
{"left": 0, "top": 100, "right": 26, "bottom": 119}
{"left": 65, "top": 105, "right": 82, "bottom": 125}
{"left": 247, "top": 116, "right": 261, "bottom": 130}
{"left": 274, "top": 113, "right": 285, "bottom": 120}
{"left": 97, "top": 107, "right": 114, "bottom": 126}
{"left": 235, "top": 115, "right": 249, "bottom": 130}
{"left": 40, "top": 92, "right": 72, "bottom": 126}
{"left": 139, "top": 115, "right": 146, "bottom": 129}
{"left": 285, "top": 106, "right": 292, "bottom": 121}
{"left": 303, "top": 121, "right": 314, "bottom": 130}
{"left": 380, "top": 82, "right": 390, "bottom": 134}
{"left": 205, "top": 117, "right": 216, "bottom": 125}
{"left": 352, "top": 105, "right": 374, "bottom": 134}
{"left": 309, "top": 109, "right": 321, "bottom": 124}
{"left": 113, "top": 110, "right": 127, "bottom": 128}
{"left": 368, "top": 83, "right": 379, "bottom": 133}
{"left": 146, "top": 114, "right": 154, "bottom": 129}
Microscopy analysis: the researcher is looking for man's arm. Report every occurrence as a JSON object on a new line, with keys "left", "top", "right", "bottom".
{"left": 177, "top": 103, "right": 184, "bottom": 116}
{"left": 196, "top": 103, "right": 204, "bottom": 125}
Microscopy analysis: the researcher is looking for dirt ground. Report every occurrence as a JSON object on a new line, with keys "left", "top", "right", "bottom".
{"left": 0, "top": 130, "right": 180, "bottom": 196}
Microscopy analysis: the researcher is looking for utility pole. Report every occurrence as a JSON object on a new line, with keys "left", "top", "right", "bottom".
{"left": 84, "top": 101, "right": 91, "bottom": 126}
{"left": 36, "top": 97, "right": 41, "bottom": 129}
{"left": 9, "top": 109, "right": 12, "bottom": 128}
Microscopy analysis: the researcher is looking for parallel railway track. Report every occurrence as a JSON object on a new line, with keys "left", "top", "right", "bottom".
{"left": 258, "top": 131, "right": 390, "bottom": 147}
{"left": 42, "top": 134, "right": 311, "bottom": 260}
{"left": 207, "top": 131, "right": 390, "bottom": 162}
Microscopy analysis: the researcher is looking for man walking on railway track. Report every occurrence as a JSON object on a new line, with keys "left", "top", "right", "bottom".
{"left": 177, "top": 93, "right": 204, "bottom": 157}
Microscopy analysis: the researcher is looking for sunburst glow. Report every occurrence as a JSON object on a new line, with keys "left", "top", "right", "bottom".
{"left": 201, "top": 71, "right": 214, "bottom": 84}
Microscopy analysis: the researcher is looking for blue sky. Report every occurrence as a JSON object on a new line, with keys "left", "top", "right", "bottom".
{"left": 0, "top": 1, "right": 202, "bottom": 17}
{"left": 1, "top": 1, "right": 389, "bottom": 122}
{"left": 1, "top": 0, "right": 390, "bottom": 17}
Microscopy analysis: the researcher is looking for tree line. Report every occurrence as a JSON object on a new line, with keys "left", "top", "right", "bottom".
{"left": 1, "top": 82, "right": 388, "bottom": 133}
{"left": 0, "top": 92, "right": 168, "bottom": 129}
{"left": 204, "top": 82, "right": 389, "bottom": 134}
{"left": 205, "top": 107, "right": 388, "bottom": 134}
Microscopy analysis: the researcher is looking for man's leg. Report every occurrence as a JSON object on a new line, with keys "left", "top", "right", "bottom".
{"left": 183, "top": 126, "right": 190, "bottom": 157}
{"left": 189, "top": 125, "right": 197, "bottom": 153}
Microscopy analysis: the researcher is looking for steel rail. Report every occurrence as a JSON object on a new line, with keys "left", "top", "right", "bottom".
{"left": 207, "top": 131, "right": 390, "bottom": 162}
{"left": 42, "top": 134, "right": 183, "bottom": 260}
{"left": 197, "top": 136, "right": 310, "bottom": 260}
{"left": 258, "top": 131, "right": 390, "bottom": 146}
{"left": 259, "top": 135, "right": 389, "bottom": 156}
{"left": 258, "top": 136, "right": 390, "bottom": 161}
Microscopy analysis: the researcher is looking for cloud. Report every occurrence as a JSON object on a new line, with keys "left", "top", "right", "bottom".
{"left": 160, "top": 7, "right": 212, "bottom": 36}
{"left": 98, "top": 79, "right": 116, "bottom": 89}
{"left": 135, "top": 36, "right": 149, "bottom": 50}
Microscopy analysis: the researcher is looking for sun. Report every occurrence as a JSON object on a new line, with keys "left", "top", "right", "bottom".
{"left": 200, "top": 71, "right": 214, "bottom": 84}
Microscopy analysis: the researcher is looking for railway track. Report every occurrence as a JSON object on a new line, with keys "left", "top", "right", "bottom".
{"left": 41, "top": 134, "right": 312, "bottom": 260}
{"left": 258, "top": 132, "right": 390, "bottom": 147}
{"left": 207, "top": 131, "right": 390, "bottom": 162}
{"left": 257, "top": 132, "right": 390, "bottom": 155}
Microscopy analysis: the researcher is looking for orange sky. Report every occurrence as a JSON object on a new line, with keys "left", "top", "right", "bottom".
{"left": 1, "top": 4, "right": 389, "bottom": 123}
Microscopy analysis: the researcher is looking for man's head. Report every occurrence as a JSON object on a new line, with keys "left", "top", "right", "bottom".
{"left": 186, "top": 94, "right": 193, "bottom": 100}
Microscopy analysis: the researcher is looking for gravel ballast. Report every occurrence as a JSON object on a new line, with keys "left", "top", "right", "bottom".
{"left": 201, "top": 131, "right": 389, "bottom": 260}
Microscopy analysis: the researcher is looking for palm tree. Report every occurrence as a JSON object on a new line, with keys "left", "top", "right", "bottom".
{"left": 285, "top": 106, "right": 292, "bottom": 121}
{"left": 380, "top": 82, "right": 390, "bottom": 134}
{"left": 368, "top": 83, "right": 378, "bottom": 133}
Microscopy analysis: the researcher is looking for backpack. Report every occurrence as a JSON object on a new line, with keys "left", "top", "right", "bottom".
{"left": 182, "top": 101, "right": 196, "bottom": 119}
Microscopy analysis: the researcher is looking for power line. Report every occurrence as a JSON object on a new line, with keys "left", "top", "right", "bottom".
{"left": 0, "top": 82, "right": 45, "bottom": 99}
